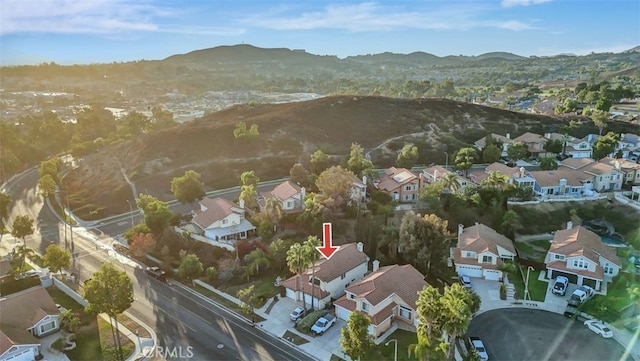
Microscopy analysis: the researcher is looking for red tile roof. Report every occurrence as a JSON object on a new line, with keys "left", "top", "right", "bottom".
{"left": 548, "top": 226, "right": 621, "bottom": 267}
{"left": 344, "top": 264, "right": 427, "bottom": 308}
{"left": 377, "top": 167, "right": 420, "bottom": 191}
{"left": 192, "top": 197, "right": 241, "bottom": 229}
{"left": 270, "top": 181, "right": 301, "bottom": 201}
{"left": 457, "top": 223, "right": 516, "bottom": 255}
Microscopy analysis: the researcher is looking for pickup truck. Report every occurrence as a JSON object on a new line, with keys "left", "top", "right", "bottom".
{"left": 311, "top": 313, "right": 336, "bottom": 335}
{"left": 468, "top": 337, "right": 489, "bottom": 361}
{"left": 569, "top": 285, "right": 595, "bottom": 304}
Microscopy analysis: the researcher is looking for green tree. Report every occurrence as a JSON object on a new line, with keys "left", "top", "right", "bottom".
{"left": 206, "top": 266, "right": 218, "bottom": 282}
{"left": 411, "top": 286, "right": 447, "bottom": 361}
{"left": 39, "top": 158, "right": 60, "bottom": 184}
{"left": 0, "top": 192, "right": 12, "bottom": 220}
{"left": 310, "top": 150, "right": 330, "bottom": 175}
{"left": 268, "top": 238, "right": 295, "bottom": 272}
{"left": 481, "top": 171, "right": 511, "bottom": 190}
{"left": 340, "top": 312, "right": 374, "bottom": 361}
{"left": 539, "top": 156, "right": 558, "bottom": 170}
{"left": 591, "top": 109, "right": 609, "bottom": 135}
{"left": 240, "top": 170, "right": 260, "bottom": 187}
{"left": 595, "top": 98, "right": 612, "bottom": 112}
{"left": 397, "top": 143, "right": 419, "bottom": 168}
{"left": 286, "top": 243, "right": 312, "bottom": 304}
{"left": 500, "top": 210, "right": 521, "bottom": 238}
{"left": 592, "top": 132, "right": 620, "bottom": 160}
{"left": 237, "top": 285, "right": 258, "bottom": 324}
{"left": 543, "top": 139, "right": 563, "bottom": 154}
{"left": 264, "top": 195, "right": 284, "bottom": 224}
{"left": 482, "top": 144, "right": 501, "bottom": 163}
{"left": 454, "top": 148, "right": 477, "bottom": 176}
{"left": 60, "top": 309, "right": 80, "bottom": 334}
{"left": 398, "top": 211, "right": 449, "bottom": 278}
{"left": 11, "top": 215, "right": 34, "bottom": 273}
{"left": 233, "top": 122, "right": 259, "bottom": 139}
{"left": 43, "top": 244, "right": 71, "bottom": 273}
{"left": 440, "top": 173, "right": 461, "bottom": 194}
{"left": 178, "top": 254, "right": 204, "bottom": 282}
{"left": 347, "top": 143, "right": 373, "bottom": 177}
{"left": 38, "top": 174, "right": 57, "bottom": 198}
{"left": 84, "top": 263, "right": 133, "bottom": 361}
{"left": 244, "top": 249, "right": 270, "bottom": 280}
{"left": 170, "top": 170, "right": 205, "bottom": 204}
{"left": 302, "top": 236, "right": 321, "bottom": 311}
{"left": 506, "top": 142, "right": 528, "bottom": 161}
{"left": 316, "top": 166, "right": 356, "bottom": 217}
{"left": 136, "top": 194, "right": 173, "bottom": 234}
{"left": 289, "top": 163, "right": 310, "bottom": 187}
{"left": 13, "top": 245, "right": 34, "bottom": 274}
{"left": 441, "top": 284, "right": 473, "bottom": 361}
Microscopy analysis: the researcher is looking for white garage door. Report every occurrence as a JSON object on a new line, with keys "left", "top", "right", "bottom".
{"left": 303, "top": 293, "right": 319, "bottom": 309}
{"left": 285, "top": 288, "right": 296, "bottom": 301}
{"left": 335, "top": 305, "right": 351, "bottom": 321}
{"left": 456, "top": 265, "right": 483, "bottom": 278}
{"left": 484, "top": 269, "right": 502, "bottom": 281}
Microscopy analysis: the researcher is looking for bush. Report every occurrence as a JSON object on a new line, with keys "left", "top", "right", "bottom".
{"left": 295, "top": 310, "right": 325, "bottom": 333}
{"left": 51, "top": 337, "right": 65, "bottom": 352}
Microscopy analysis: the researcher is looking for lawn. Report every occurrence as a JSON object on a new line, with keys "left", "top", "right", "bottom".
{"left": 225, "top": 278, "right": 281, "bottom": 308}
{"left": 363, "top": 329, "right": 420, "bottom": 361}
{"left": 98, "top": 317, "right": 135, "bottom": 361}
{"left": 509, "top": 267, "right": 547, "bottom": 302}
{"left": 192, "top": 284, "right": 266, "bottom": 323}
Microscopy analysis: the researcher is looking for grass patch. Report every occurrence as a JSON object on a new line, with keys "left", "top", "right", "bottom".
{"left": 98, "top": 317, "right": 135, "bottom": 361}
{"left": 225, "top": 278, "right": 280, "bottom": 308}
{"left": 530, "top": 239, "right": 552, "bottom": 250}
{"left": 192, "top": 284, "right": 265, "bottom": 323}
{"left": 509, "top": 267, "right": 547, "bottom": 302}
{"left": 115, "top": 314, "right": 151, "bottom": 339}
{"left": 47, "top": 286, "right": 84, "bottom": 311}
{"left": 364, "top": 329, "right": 420, "bottom": 361}
{"left": 282, "top": 330, "right": 309, "bottom": 346}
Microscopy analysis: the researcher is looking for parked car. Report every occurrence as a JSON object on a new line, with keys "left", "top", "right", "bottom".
{"left": 311, "top": 313, "right": 336, "bottom": 335}
{"left": 569, "top": 285, "right": 595, "bottom": 304}
{"left": 468, "top": 336, "right": 489, "bottom": 361}
{"left": 459, "top": 275, "right": 473, "bottom": 289}
{"left": 584, "top": 320, "right": 613, "bottom": 338}
{"left": 552, "top": 276, "right": 569, "bottom": 295}
{"left": 289, "top": 306, "right": 311, "bottom": 322}
{"left": 145, "top": 266, "right": 168, "bottom": 283}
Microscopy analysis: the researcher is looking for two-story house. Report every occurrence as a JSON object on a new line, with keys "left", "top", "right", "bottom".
{"left": 351, "top": 175, "right": 368, "bottom": 205}
{"left": 453, "top": 223, "right": 517, "bottom": 281}
{"left": 473, "top": 133, "right": 513, "bottom": 157}
{"left": 421, "top": 165, "right": 468, "bottom": 193}
{"left": 544, "top": 223, "right": 621, "bottom": 291}
{"left": 468, "top": 163, "right": 536, "bottom": 190}
{"left": 543, "top": 133, "right": 593, "bottom": 159}
{"left": 0, "top": 286, "right": 61, "bottom": 361}
{"left": 599, "top": 157, "right": 640, "bottom": 186}
{"left": 282, "top": 242, "right": 369, "bottom": 309}
{"left": 257, "top": 180, "right": 305, "bottom": 213}
{"left": 529, "top": 168, "right": 595, "bottom": 198}
{"left": 375, "top": 167, "right": 422, "bottom": 203}
{"left": 192, "top": 197, "right": 256, "bottom": 242}
{"left": 334, "top": 262, "right": 428, "bottom": 338}
{"left": 513, "top": 132, "right": 548, "bottom": 158}
{"left": 560, "top": 158, "right": 624, "bottom": 192}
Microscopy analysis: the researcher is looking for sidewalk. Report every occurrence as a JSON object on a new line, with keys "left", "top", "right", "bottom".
{"left": 97, "top": 313, "right": 156, "bottom": 361}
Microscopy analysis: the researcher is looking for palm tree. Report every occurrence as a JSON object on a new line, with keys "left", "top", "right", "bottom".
{"left": 302, "top": 236, "right": 321, "bottom": 312}
{"left": 481, "top": 171, "right": 511, "bottom": 190}
{"left": 14, "top": 244, "right": 34, "bottom": 275}
{"left": 440, "top": 172, "right": 460, "bottom": 194}
{"left": 441, "top": 285, "right": 472, "bottom": 361}
{"left": 264, "top": 195, "right": 284, "bottom": 224}
{"left": 239, "top": 184, "right": 257, "bottom": 209}
{"left": 245, "top": 249, "right": 270, "bottom": 277}
{"left": 539, "top": 156, "right": 558, "bottom": 170}
{"left": 286, "top": 243, "right": 311, "bottom": 305}
{"left": 60, "top": 309, "right": 80, "bottom": 334}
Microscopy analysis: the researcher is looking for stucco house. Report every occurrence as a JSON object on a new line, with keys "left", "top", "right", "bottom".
{"left": 0, "top": 286, "right": 60, "bottom": 361}
{"left": 560, "top": 158, "right": 624, "bottom": 192}
{"left": 351, "top": 175, "right": 368, "bottom": 205}
{"left": 468, "top": 163, "right": 536, "bottom": 190}
{"left": 453, "top": 223, "right": 517, "bottom": 281}
{"left": 599, "top": 157, "right": 640, "bottom": 186}
{"left": 543, "top": 133, "right": 593, "bottom": 159}
{"left": 257, "top": 180, "right": 305, "bottom": 213}
{"left": 473, "top": 133, "right": 513, "bottom": 157}
{"left": 334, "top": 262, "right": 427, "bottom": 338}
{"left": 191, "top": 197, "right": 255, "bottom": 241}
{"left": 421, "top": 165, "right": 468, "bottom": 193}
{"left": 528, "top": 168, "right": 595, "bottom": 198}
{"left": 374, "top": 167, "right": 421, "bottom": 203}
{"left": 282, "top": 242, "right": 369, "bottom": 309}
{"left": 513, "top": 132, "right": 548, "bottom": 157}
{"left": 544, "top": 223, "right": 621, "bottom": 291}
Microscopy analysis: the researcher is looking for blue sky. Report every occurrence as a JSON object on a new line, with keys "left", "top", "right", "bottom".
{"left": 1, "top": 0, "right": 639, "bottom": 65}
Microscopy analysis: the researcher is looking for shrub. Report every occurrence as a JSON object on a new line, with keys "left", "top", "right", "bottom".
{"left": 295, "top": 310, "right": 325, "bottom": 333}
{"left": 51, "top": 337, "right": 65, "bottom": 352}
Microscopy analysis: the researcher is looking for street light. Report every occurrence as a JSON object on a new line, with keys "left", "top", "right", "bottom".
{"left": 444, "top": 152, "right": 449, "bottom": 170}
{"left": 524, "top": 266, "right": 534, "bottom": 301}
{"left": 385, "top": 339, "right": 398, "bottom": 361}
{"left": 126, "top": 200, "right": 134, "bottom": 227}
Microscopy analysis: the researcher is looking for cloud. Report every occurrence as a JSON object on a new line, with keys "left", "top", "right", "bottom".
{"left": 0, "top": 0, "right": 242, "bottom": 36}
{"left": 241, "top": 2, "right": 532, "bottom": 32}
{"left": 501, "top": 0, "right": 552, "bottom": 8}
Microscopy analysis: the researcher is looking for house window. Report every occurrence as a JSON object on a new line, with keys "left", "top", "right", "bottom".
{"left": 405, "top": 185, "right": 412, "bottom": 191}
{"left": 465, "top": 251, "right": 474, "bottom": 258}
{"left": 310, "top": 277, "right": 321, "bottom": 286}
{"left": 40, "top": 320, "right": 56, "bottom": 334}
{"left": 362, "top": 302, "right": 369, "bottom": 311}
{"left": 604, "top": 264, "right": 614, "bottom": 275}
{"left": 404, "top": 195, "right": 411, "bottom": 201}
{"left": 286, "top": 201, "right": 293, "bottom": 208}
{"left": 222, "top": 219, "right": 228, "bottom": 225}
{"left": 572, "top": 259, "right": 587, "bottom": 269}
{"left": 399, "top": 306, "right": 412, "bottom": 320}
{"left": 341, "top": 273, "right": 346, "bottom": 280}
{"left": 554, "top": 254, "right": 565, "bottom": 261}
{"left": 349, "top": 293, "right": 355, "bottom": 299}
{"left": 482, "top": 255, "right": 493, "bottom": 263}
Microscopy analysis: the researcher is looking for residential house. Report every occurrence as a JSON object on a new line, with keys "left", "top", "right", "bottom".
{"left": 257, "top": 180, "right": 305, "bottom": 213}
{"left": 528, "top": 169, "right": 595, "bottom": 198}
{"left": 191, "top": 197, "right": 256, "bottom": 241}
{"left": 351, "top": 175, "right": 368, "bottom": 205}
{"left": 334, "top": 262, "right": 428, "bottom": 338}
{"left": 513, "top": 132, "right": 548, "bottom": 158}
{"left": 544, "top": 223, "right": 621, "bottom": 291}
{"left": 560, "top": 158, "right": 624, "bottom": 192}
{"left": 473, "top": 133, "right": 513, "bottom": 157}
{"left": 543, "top": 133, "right": 592, "bottom": 159}
{"left": 421, "top": 165, "right": 468, "bottom": 193}
{"left": 0, "top": 286, "right": 60, "bottom": 361}
{"left": 468, "top": 163, "right": 536, "bottom": 190}
{"left": 374, "top": 167, "right": 421, "bottom": 203}
{"left": 599, "top": 157, "right": 640, "bottom": 186}
{"left": 453, "top": 223, "right": 517, "bottom": 281}
{"left": 282, "top": 242, "right": 369, "bottom": 309}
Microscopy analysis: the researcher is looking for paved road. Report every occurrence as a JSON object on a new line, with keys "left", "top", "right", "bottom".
{"left": 468, "top": 308, "right": 626, "bottom": 361}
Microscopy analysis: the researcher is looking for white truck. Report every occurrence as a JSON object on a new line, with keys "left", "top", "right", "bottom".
{"left": 468, "top": 336, "right": 489, "bottom": 361}
{"left": 311, "top": 313, "right": 336, "bottom": 335}
{"left": 569, "top": 285, "right": 595, "bottom": 304}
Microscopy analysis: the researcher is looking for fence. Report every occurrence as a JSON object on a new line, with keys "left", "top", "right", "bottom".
{"left": 52, "top": 277, "right": 88, "bottom": 307}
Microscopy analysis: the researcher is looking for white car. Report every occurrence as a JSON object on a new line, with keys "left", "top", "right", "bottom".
{"left": 584, "top": 320, "right": 613, "bottom": 338}
{"left": 459, "top": 275, "right": 472, "bottom": 289}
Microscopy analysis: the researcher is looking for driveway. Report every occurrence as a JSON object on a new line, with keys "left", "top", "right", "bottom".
{"left": 468, "top": 308, "right": 626, "bottom": 361}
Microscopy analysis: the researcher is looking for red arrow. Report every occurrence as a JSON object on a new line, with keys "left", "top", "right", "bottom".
{"left": 317, "top": 222, "right": 339, "bottom": 260}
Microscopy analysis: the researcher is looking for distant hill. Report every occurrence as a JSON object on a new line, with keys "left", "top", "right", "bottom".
{"left": 163, "top": 44, "right": 339, "bottom": 65}
{"left": 474, "top": 52, "right": 526, "bottom": 61}
{"left": 624, "top": 46, "right": 640, "bottom": 53}
{"left": 64, "top": 95, "right": 620, "bottom": 219}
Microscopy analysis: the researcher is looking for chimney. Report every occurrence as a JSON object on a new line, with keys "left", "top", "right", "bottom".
{"left": 506, "top": 133, "right": 511, "bottom": 139}
{"left": 544, "top": 133, "right": 551, "bottom": 139}
{"left": 458, "top": 224, "right": 464, "bottom": 236}
{"left": 519, "top": 167, "right": 525, "bottom": 178}
{"left": 372, "top": 260, "right": 380, "bottom": 272}
{"left": 239, "top": 199, "right": 245, "bottom": 209}
{"left": 567, "top": 221, "right": 573, "bottom": 230}
{"left": 357, "top": 242, "right": 364, "bottom": 252}
{"left": 434, "top": 169, "right": 438, "bottom": 181}
{"left": 362, "top": 175, "right": 367, "bottom": 186}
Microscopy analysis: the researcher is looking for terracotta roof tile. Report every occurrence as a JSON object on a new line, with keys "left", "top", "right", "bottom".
{"left": 458, "top": 223, "right": 516, "bottom": 255}
{"left": 344, "top": 264, "right": 427, "bottom": 308}
{"left": 548, "top": 226, "right": 621, "bottom": 266}
{"left": 192, "top": 197, "right": 241, "bottom": 229}
{"left": 377, "top": 167, "right": 420, "bottom": 191}
{"left": 270, "top": 181, "right": 301, "bottom": 201}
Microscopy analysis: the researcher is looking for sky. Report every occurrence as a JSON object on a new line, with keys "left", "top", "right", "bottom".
{"left": 1, "top": 0, "right": 639, "bottom": 65}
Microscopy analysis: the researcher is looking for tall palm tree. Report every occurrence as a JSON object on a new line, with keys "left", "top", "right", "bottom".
{"left": 14, "top": 244, "right": 34, "bottom": 275}
{"left": 303, "top": 236, "right": 321, "bottom": 311}
{"left": 481, "top": 171, "right": 511, "bottom": 190}
{"left": 286, "top": 243, "right": 311, "bottom": 305}
{"left": 440, "top": 172, "right": 460, "bottom": 194}
{"left": 264, "top": 195, "right": 284, "bottom": 224}
{"left": 245, "top": 249, "right": 270, "bottom": 278}
{"left": 441, "top": 285, "right": 472, "bottom": 361}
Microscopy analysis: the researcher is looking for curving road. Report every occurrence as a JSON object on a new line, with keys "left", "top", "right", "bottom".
{"left": 2, "top": 167, "right": 313, "bottom": 361}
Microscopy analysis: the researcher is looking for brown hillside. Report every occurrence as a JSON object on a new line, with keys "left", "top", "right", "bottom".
{"left": 62, "top": 95, "right": 586, "bottom": 219}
